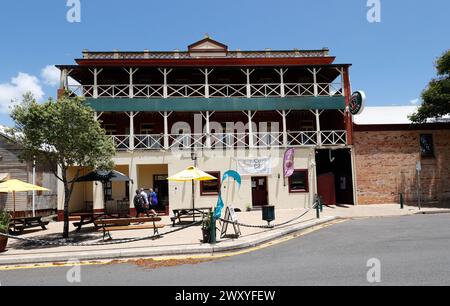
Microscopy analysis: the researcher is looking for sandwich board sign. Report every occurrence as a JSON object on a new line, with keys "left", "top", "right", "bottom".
{"left": 220, "top": 205, "right": 241, "bottom": 238}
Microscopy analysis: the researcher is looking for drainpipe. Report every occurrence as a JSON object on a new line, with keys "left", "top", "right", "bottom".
{"left": 32, "top": 158, "right": 36, "bottom": 217}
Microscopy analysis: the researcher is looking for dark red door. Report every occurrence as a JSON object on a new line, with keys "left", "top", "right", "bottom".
{"left": 317, "top": 172, "right": 336, "bottom": 205}
{"left": 251, "top": 177, "right": 268, "bottom": 207}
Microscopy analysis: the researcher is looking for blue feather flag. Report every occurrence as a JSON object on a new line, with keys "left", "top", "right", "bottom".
{"left": 213, "top": 170, "right": 241, "bottom": 220}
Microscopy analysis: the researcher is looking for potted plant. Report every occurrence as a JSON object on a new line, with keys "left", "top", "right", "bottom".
{"left": 0, "top": 210, "right": 11, "bottom": 252}
{"left": 201, "top": 215, "right": 211, "bottom": 243}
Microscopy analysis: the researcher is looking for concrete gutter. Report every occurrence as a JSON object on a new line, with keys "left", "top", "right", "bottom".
{"left": 0, "top": 216, "right": 335, "bottom": 266}
{"left": 414, "top": 210, "right": 450, "bottom": 215}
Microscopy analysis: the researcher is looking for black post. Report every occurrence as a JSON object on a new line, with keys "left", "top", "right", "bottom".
{"left": 316, "top": 200, "right": 320, "bottom": 219}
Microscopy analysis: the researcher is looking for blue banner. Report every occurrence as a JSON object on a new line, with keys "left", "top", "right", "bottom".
{"left": 213, "top": 170, "right": 241, "bottom": 220}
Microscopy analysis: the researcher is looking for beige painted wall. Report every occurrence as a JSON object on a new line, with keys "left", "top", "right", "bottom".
{"left": 111, "top": 165, "right": 129, "bottom": 202}
{"left": 137, "top": 164, "right": 168, "bottom": 190}
{"left": 116, "top": 148, "right": 316, "bottom": 212}
{"left": 59, "top": 148, "right": 318, "bottom": 213}
{"left": 67, "top": 167, "right": 93, "bottom": 213}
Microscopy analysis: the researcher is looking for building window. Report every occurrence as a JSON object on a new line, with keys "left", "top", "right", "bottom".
{"left": 420, "top": 134, "right": 434, "bottom": 157}
{"left": 104, "top": 181, "right": 113, "bottom": 201}
{"left": 200, "top": 171, "right": 221, "bottom": 195}
{"left": 288, "top": 170, "right": 309, "bottom": 193}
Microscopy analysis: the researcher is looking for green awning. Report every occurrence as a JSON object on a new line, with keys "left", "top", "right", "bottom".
{"left": 86, "top": 96, "right": 345, "bottom": 112}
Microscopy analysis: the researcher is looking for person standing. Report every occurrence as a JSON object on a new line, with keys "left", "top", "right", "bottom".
{"left": 133, "top": 189, "right": 145, "bottom": 218}
{"left": 148, "top": 188, "right": 158, "bottom": 216}
{"left": 138, "top": 188, "right": 150, "bottom": 217}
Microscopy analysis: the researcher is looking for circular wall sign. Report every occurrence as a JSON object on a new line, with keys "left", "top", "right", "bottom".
{"left": 349, "top": 91, "right": 366, "bottom": 115}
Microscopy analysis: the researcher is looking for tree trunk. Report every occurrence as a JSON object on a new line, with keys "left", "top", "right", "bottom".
{"left": 62, "top": 168, "right": 80, "bottom": 239}
{"left": 63, "top": 181, "right": 70, "bottom": 239}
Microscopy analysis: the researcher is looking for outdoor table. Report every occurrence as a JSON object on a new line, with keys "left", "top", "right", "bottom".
{"left": 171, "top": 207, "right": 212, "bottom": 226}
{"left": 9, "top": 216, "right": 49, "bottom": 235}
{"left": 70, "top": 211, "right": 106, "bottom": 232}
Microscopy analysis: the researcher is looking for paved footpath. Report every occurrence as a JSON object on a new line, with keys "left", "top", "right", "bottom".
{"left": 2, "top": 213, "right": 450, "bottom": 286}
{"left": 0, "top": 204, "right": 448, "bottom": 266}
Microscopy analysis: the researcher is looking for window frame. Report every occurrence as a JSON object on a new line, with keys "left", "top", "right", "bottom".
{"left": 420, "top": 133, "right": 435, "bottom": 158}
{"left": 288, "top": 169, "right": 309, "bottom": 193}
{"left": 200, "top": 171, "right": 221, "bottom": 196}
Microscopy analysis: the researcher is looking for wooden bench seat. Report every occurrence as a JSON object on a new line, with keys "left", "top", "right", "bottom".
{"left": 94, "top": 217, "right": 164, "bottom": 240}
{"left": 103, "top": 224, "right": 165, "bottom": 232}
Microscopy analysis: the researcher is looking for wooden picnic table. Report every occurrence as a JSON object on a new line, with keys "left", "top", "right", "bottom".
{"left": 170, "top": 207, "right": 212, "bottom": 226}
{"left": 70, "top": 212, "right": 106, "bottom": 232}
{"left": 9, "top": 216, "right": 49, "bottom": 235}
{"left": 70, "top": 200, "right": 131, "bottom": 232}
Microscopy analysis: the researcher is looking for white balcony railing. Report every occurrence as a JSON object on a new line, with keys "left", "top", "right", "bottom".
{"left": 68, "top": 82, "right": 344, "bottom": 99}
{"left": 110, "top": 131, "right": 347, "bottom": 151}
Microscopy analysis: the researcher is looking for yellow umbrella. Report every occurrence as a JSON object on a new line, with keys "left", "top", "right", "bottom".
{"left": 167, "top": 166, "right": 217, "bottom": 182}
{"left": 168, "top": 167, "right": 217, "bottom": 221}
{"left": 0, "top": 179, "right": 49, "bottom": 220}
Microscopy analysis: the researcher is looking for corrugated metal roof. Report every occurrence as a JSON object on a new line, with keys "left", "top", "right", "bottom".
{"left": 353, "top": 106, "right": 450, "bottom": 125}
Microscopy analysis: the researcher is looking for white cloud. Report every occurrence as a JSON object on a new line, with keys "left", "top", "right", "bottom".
{"left": 41, "top": 65, "right": 60, "bottom": 87}
{"left": 410, "top": 98, "right": 420, "bottom": 105}
{"left": 41, "top": 65, "right": 79, "bottom": 87}
{"left": 0, "top": 73, "right": 44, "bottom": 114}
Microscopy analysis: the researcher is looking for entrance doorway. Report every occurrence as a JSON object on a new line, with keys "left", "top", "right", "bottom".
{"left": 153, "top": 174, "right": 169, "bottom": 212}
{"left": 315, "top": 148, "right": 354, "bottom": 205}
{"left": 251, "top": 177, "right": 268, "bottom": 207}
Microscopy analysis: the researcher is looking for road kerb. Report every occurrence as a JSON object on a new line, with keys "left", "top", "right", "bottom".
{"left": 0, "top": 216, "right": 336, "bottom": 266}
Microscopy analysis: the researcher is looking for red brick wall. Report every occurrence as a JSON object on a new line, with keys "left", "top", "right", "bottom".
{"left": 354, "top": 128, "right": 450, "bottom": 206}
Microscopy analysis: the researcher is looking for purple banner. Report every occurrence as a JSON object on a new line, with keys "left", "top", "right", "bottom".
{"left": 283, "top": 148, "right": 295, "bottom": 177}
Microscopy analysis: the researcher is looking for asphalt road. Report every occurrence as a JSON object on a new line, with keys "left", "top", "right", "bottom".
{"left": 1, "top": 213, "right": 450, "bottom": 286}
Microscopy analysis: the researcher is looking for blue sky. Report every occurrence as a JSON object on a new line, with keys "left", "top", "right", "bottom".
{"left": 0, "top": 0, "right": 449, "bottom": 126}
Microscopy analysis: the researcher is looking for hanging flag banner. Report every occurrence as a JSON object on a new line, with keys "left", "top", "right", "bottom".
{"left": 236, "top": 157, "right": 271, "bottom": 176}
{"left": 213, "top": 170, "right": 241, "bottom": 220}
{"left": 283, "top": 148, "right": 295, "bottom": 178}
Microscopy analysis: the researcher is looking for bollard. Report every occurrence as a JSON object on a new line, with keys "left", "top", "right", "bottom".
{"left": 399, "top": 193, "right": 404, "bottom": 209}
{"left": 209, "top": 212, "right": 216, "bottom": 244}
{"left": 316, "top": 201, "right": 320, "bottom": 219}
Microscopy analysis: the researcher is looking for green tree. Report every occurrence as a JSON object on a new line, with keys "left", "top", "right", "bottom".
{"left": 9, "top": 93, "right": 115, "bottom": 238}
{"left": 410, "top": 50, "right": 450, "bottom": 123}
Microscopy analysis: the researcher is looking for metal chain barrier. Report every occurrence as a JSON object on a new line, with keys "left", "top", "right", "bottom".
{"left": 0, "top": 198, "right": 321, "bottom": 247}
{"left": 0, "top": 220, "right": 202, "bottom": 247}
{"left": 219, "top": 201, "right": 319, "bottom": 229}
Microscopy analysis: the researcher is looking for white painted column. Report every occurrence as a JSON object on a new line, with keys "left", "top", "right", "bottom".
{"left": 242, "top": 69, "right": 254, "bottom": 98}
{"left": 126, "top": 68, "right": 138, "bottom": 98}
{"left": 160, "top": 111, "right": 172, "bottom": 150}
{"left": 201, "top": 69, "right": 213, "bottom": 99}
{"left": 129, "top": 112, "right": 135, "bottom": 150}
{"left": 312, "top": 68, "right": 318, "bottom": 97}
{"left": 56, "top": 166, "right": 64, "bottom": 214}
{"left": 308, "top": 68, "right": 322, "bottom": 97}
{"left": 338, "top": 67, "right": 345, "bottom": 96}
{"left": 276, "top": 68, "right": 287, "bottom": 97}
{"left": 60, "top": 69, "right": 67, "bottom": 90}
{"left": 32, "top": 158, "right": 36, "bottom": 217}
{"left": 282, "top": 110, "right": 288, "bottom": 147}
{"left": 129, "top": 159, "right": 138, "bottom": 211}
{"left": 159, "top": 68, "right": 172, "bottom": 98}
{"left": 247, "top": 110, "right": 255, "bottom": 148}
{"left": 315, "top": 109, "right": 322, "bottom": 146}
{"left": 202, "top": 111, "right": 213, "bottom": 148}
{"left": 93, "top": 181, "right": 104, "bottom": 212}
{"left": 91, "top": 68, "right": 103, "bottom": 99}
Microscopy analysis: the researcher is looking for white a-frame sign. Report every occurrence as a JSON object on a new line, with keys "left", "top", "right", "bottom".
{"left": 220, "top": 205, "right": 241, "bottom": 238}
